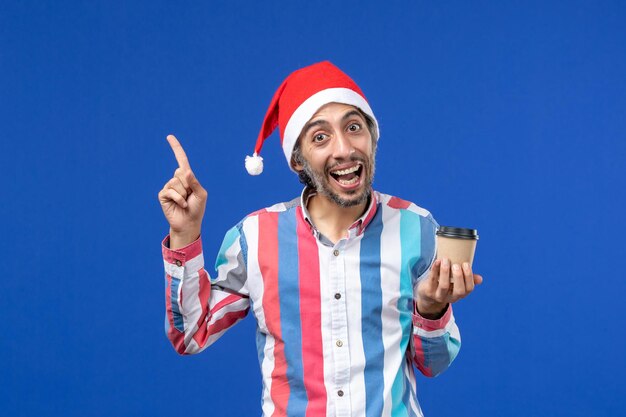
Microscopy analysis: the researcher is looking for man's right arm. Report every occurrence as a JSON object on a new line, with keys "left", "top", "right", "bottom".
{"left": 158, "top": 134, "right": 250, "bottom": 355}
{"left": 162, "top": 228, "right": 250, "bottom": 355}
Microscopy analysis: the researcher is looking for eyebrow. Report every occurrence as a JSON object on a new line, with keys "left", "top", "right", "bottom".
{"left": 301, "top": 119, "right": 330, "bottom": 138}
{"left": 301, "top": 109, "right": 366, "bottom": 138}
{"left": 341, "top": 109, "right": 365, "bottom": 123}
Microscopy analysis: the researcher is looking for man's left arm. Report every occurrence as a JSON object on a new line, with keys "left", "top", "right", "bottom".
{"left": 411, "top": 258, "right": 482, "bottom": 377}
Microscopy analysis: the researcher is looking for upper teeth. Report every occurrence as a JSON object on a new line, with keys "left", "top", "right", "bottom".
{"left": 332, "top": 164, "right": 361, "bottom": 176}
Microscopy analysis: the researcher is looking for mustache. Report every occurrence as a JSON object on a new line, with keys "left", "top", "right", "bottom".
{"left": 325, "top": 154, "right": 369, "bottom": 173}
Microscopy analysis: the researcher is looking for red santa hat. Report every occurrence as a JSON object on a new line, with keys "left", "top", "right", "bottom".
{"left": 245, "top": 61, "right": 379, "bottom": 175}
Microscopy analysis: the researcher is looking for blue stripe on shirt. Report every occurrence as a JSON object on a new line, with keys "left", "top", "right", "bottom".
{"left": 278, "top": 209, "right": 307, "bottom": 415}
{"left": 215, "top": 226, "right": 240, "bottom": 269}
{"left": 169, "top": 277, "right": 184, "bottom": 332}
{"left": 360, "top": 204, "right": 385, "bottom": 417}
{"left": 391, "top": 209, "right": 422, "bottom": 416}
{"left": 255, "top": 324, "right": 267, "bottom": 410}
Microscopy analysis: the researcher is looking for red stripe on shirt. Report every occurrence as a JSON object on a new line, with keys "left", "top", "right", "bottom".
{"left": 207, "top": 309, "right": 249, "bottom": 337}
{"left": 249, "top": 208, "right": 268, "bottom": 216}
{"left": 190, "top": 269, "right": 212, "bottom": 347}
{"left": 211, "top": 293, "right": 244, "bottom": 316}
{"left": 411, "top": 334, "right": 432, "bottom": 377}
{"left": 296, "top": 206, "right": 327, "bottom": 417}
{"left": 259, "top": 212, "right": 289, "bottom": 417}
{"left": 387, "top": 196, "right": 411, "bottom": 209}
{"left": 358, "top": 191, "right": 379, "bottom": 234}
{"left": 162, "top": 234, "right": 203, "bottom": 264}
{"left": 413, "top": 305, "right": 452, "bottom": 331}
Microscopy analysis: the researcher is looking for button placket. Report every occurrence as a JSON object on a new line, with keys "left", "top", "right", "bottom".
{"left": 328, "top": 243, "right": 351, "bottom": 416}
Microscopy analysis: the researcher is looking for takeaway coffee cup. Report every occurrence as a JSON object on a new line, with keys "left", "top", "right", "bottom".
{"left": 436, "top": 226, "right": 479, "bottom": 267}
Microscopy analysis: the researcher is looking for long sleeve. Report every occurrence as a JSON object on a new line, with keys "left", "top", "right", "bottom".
{"left": 409, "top": 212, "right": 461, "bottom": 377}
{"left": 410, "top": 305, "right": 461, "bottom": 377}
{"left": 162, "top": 224, "right": 250, "bottom": 355}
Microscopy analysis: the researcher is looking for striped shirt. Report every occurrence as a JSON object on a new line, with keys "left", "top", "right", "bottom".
{"left": 162, "top": 188, "right": 461, "bottom": 417}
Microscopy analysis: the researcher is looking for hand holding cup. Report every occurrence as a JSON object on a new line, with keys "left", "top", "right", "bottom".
{"left": 416, "top": 226, "right": 482, "bottom": 318}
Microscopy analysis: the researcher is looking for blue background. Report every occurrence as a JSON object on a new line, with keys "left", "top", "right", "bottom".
{"left": 2, "top": 1, "right": 625, "bottom": 416}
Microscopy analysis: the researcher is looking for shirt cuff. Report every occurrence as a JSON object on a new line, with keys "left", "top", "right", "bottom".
{"left": 412, "top": 304, "right": 452, "bottom": 331}
{"left": 162, "top": 234, "right": 203, "bottom": 267}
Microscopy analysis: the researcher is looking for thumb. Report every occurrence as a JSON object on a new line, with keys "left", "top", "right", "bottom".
{"left": 188, "top": 172, "right": 206, "bottom": 196}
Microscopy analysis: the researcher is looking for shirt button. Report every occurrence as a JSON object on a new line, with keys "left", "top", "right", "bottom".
{"left": 337, "top": 390, "right": 344, "bottom": 397}
{"left": 175, "top": 260, "right": 182, "bottom": 267}
{"left": 336, "top": 340, "right": 343, "bottom": 347}
{"left": 334, "top": 293, "right": 341, "bottom": 300}
{"left": 333, "top": 249, "right": 340, "bottom": 256}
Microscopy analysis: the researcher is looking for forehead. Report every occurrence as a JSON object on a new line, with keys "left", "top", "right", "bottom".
{"left": 308, "top": 102, "right": 364, "bottom": 122}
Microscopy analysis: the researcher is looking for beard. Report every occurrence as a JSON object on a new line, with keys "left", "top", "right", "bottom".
{"left": 300, "top": 151, "right": 376, "bottom": 208}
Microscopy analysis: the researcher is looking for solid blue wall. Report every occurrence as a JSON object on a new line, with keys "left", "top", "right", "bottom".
{"left": 2, "top": 1, "right": 625, "bottom": 416}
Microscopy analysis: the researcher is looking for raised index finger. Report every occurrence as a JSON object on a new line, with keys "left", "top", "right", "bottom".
{"left": 166, "top": 134, "right": 191, "bottom": 170}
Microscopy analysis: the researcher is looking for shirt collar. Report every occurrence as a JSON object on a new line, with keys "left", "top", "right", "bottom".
{"left": 299, "top": 186, "right": 378, "bottom": 239}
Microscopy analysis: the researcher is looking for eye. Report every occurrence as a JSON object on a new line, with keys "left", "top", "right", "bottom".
{"left": 313, "top": 133, "right": 328, "bottom": 143}
{"left": 347, "top": 123, "right": 362, "bottom": 132}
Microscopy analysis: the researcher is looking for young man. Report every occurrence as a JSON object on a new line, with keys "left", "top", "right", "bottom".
{"left": 158, "top": 61, "right": 482, "bottom": 417}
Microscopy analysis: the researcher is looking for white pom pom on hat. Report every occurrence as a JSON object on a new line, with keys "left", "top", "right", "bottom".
{"left": 245, "top": 61, "right": 379, "bottom": 175}
{"left": 245, "top": 153, "right": 264, "bottom": 175}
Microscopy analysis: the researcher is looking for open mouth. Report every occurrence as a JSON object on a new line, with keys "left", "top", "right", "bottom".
{"left": 329, "top": 162, "right": 363, "bottom": 187}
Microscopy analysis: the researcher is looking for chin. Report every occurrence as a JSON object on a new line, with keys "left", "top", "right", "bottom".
{"left": 322, "top": 184, "right": 371, "bottom": 208}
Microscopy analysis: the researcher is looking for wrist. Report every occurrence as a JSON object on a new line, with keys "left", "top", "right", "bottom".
{"left": 169, "top": 227, "right": 201, "bottom": 249}
{"left": 416, "top": 300, "right": 448, "bottom": 320}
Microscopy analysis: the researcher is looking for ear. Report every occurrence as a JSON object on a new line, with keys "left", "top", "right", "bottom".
{"left": 292, "top": 160, "right": 304, "bottom": 172}
{"left": 290, "top": 146, "right": 305, "bottom": 172}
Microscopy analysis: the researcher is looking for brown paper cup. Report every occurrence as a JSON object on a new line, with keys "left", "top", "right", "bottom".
{"left": 435, "top": 226, "right": 479, "bottom": 267}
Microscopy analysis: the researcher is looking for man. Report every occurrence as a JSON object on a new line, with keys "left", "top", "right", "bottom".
{"left": 158, "top": 61, "right": 482, "bottom": 417}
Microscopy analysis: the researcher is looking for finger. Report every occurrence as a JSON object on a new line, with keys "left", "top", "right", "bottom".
{"left": 166, "top": 177, "right": 189, "bottom": 200}
{"left": 174, "top": 167, "right": 191, "bottom": 191}
{"left": 473, "top": 274, "right": 483, "bottom": 285}
{"left": 463, "top": 262, "right": 475, "bottom": 293}
{"left": 435, "top": 258, "right": 451, "bottom": 301}
{"left": 451, "top": 263, "right": 466, "bottom": 299}
{"left": 159, "top": 188, "right": 188, "bottom": 208}
{"left": 174, "top": 166, "right": 206, "bottom": 197}
{"left": 167, "top": 134, "right": 192, "bottom": 170}
{"left": 187, "top": 172, "right": 207, "bottom": 199}
{"left": 421, "top": 258, "right": 440, "bottom": 294}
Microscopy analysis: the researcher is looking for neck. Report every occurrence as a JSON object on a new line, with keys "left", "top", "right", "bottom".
{"left": 306, "top": 191, "right": 369, "bottom": 243}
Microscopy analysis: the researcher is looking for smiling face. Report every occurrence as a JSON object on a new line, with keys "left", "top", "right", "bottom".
{"left": 292, "top": 102, "right": 376, "bottom": 208}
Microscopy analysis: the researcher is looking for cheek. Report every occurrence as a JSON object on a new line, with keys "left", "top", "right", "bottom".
{"left": 307, "top": 150, "right": 330, "bottom": 168}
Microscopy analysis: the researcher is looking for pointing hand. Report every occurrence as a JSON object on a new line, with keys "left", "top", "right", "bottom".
{"left": 158, "top": 135, "right": 208, "bottom": 248}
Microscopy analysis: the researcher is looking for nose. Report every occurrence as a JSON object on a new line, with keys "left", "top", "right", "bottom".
{"left": 332, "top": 132, "right": 355, "bottom": 159}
